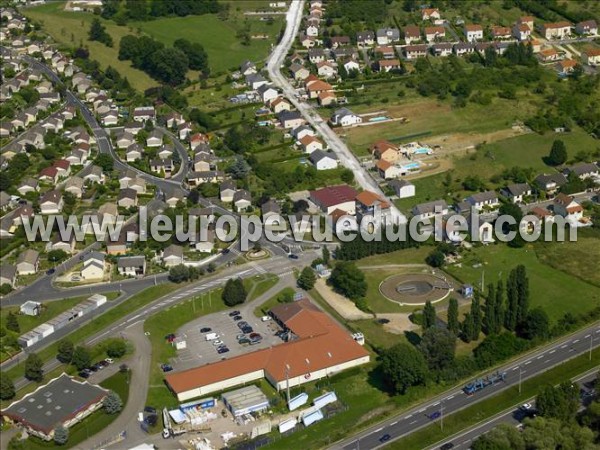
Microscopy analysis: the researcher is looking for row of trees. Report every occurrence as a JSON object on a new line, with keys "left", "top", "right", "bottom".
{"left": 102, "top": 0, "right": 223, "bottom": 22}
{"left": 89, "top": 18, "right": 113, "bottom": 47}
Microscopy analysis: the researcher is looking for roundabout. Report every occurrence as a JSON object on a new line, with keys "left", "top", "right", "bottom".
{"left": 379, "top": 272, "right": 452, "bottom": 306}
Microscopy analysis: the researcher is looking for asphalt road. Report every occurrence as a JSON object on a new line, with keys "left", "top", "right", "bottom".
{"left": 334, "top": 324, "right": 600, "bottom": 450}
{"left": 424, "top": 368, "right": 599, "bottom": 450}
{"left": 265, "top": 0, "right": 407, "bottom": 226}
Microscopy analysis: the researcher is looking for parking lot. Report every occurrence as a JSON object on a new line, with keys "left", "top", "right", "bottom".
{"left": 170, "top": 309, "right": 284, "bottom": 371}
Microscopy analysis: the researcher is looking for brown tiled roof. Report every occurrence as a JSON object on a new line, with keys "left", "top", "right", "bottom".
{"left": 310, "top": 185, "right": 358, "bottom": 208}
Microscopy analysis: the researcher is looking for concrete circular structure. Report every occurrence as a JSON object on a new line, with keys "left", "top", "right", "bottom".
{"left": 379, "top": 273, "right": 452, "bottom": 306}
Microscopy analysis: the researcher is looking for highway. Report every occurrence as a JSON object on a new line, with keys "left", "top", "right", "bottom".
{"left": 265, "top": 0, "right": 407, "bottom": 226}
{"left": 424, "top": 368, "right": 599, "bottom": 450}
{"left": 333, "top": 324, "right": 600, "bottom": 450}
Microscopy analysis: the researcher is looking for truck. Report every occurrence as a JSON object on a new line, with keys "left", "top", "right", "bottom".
{"left": 205, "top": 332, "right": 219, "bottom": 341}
{"left": 463, "top": 371, "right": 507, "bottom": 395}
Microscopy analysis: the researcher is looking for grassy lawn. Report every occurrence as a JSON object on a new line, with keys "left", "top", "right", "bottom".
{"left": 24, "top": 2, "right": 157, "bottom": 91}
{"left": 253, "top": 287, "right": 296, "bottom": 317}
{"left": 144, "top": 286, "right": 230, "bottom": 410}
{"left": 389, "top": 348, "right": 600, "bottom": 450}
{"left": 445, "top": 244, "right": 600, "bottom": 321}
{"left": 244, "top": 273, "right": 280, "bottom": 302}
{"left": 355, "top": 246, "right": 431, "bottom": 267}
{"left": 3, "top": 284, "right": 176, "bottom": 385}
{"left": 131, "top": 9, "right": 283, "bottom": 74}
{"left": 16, "top": 370, "right": 131, "bottom": 450}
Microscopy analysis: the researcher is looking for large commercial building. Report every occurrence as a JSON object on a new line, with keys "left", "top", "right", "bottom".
{"left": 1, "top": 374, "right": 108, "bottom": 441}
{"left": 165, "top": 299, "right": 370, "bottom": 401}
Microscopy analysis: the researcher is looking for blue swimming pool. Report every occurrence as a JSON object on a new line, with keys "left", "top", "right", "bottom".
{"left": 369, "top": 116, "right": 390, "bottom": 122}
{"left": 402, "top": 162, "right": 421, "bottom": 170}
{"left": 414, "top": 147, "right": 431, "bottom": 154}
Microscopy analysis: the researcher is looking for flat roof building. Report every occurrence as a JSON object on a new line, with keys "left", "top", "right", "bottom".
{"left": 222, "top": 386, "right": 269, "bottom": 417}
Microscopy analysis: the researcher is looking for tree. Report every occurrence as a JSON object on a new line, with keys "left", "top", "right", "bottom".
{"left": 57, "top": 340, "right": 74, "bottom": 364}
{"left": 425, "top": 249, "right": 445, "bottom": 268}
{"left": 88, "top": 18, "right": 113, "bottom": 47}
{"left": 222, "top": 278, "right": 247, "bottom": 306}
{"left": 25, "top": 353, "right": 44, "bottom": 382}
{"left": 297, "top": 267, "right": 316, "bottom": 291}
{"left": 536, "top": 382, "right": 579, "bottom": 422}
{"left": 419, "top": 327, "right": 456, "bottom": 373}
{"left": 0, "top": 373, "right": 15, "bottom": 400}
{"left": 103, "top": 390, "right": 123, "bottom": 414}
{"left": 519, "top": 308, "right": 549, "bottom": 340}
{"left": 53, "top": 424, "right": 69, "bottom": 445}
{"left": 47, "top": 249, "right": 68, "bottom": 264}
{"left": 422, "top": 301, "right": 436, "bottom": 331}
{"left": 470, "top": 291, "right": 482, "bottom": 341}
{"left": 6, "top": 312, "right": 19, "bottom": 333}
{"left": 447, "top": 298, "right": 459, "bottom": 336}
{"left": 461, "top": 312, "right": 475, "bottom": 343}
{"left": 173, "top": 38, "right": 209, "bottom": 74}
{"left": 328, "top": 261, "right": 367, "bottom": 301}
{"left": 381, "top": 343, "right": 428, "bottom": 394}
{"left": 484, "top": 283, "right": 496, "bottom": 335}
{"left": 494, "top": 280, "right": 505, "bottom": 335}
{"left": 168, "top": 264, "right": 190, "bottom": 283}
{"left": 505, "top": 269, "right": 518, "bottom": 331}
{"left": 72, "top": 346, "right": 92, "bottom": 371}
{"left": 149, "top": 47, "right": 189, "bottom": 85}
{"left": 94, "top": 153, "right": 114, "bottom": 172}
{"left": 547, "top": 140, "right": 567, "bottom": 166}
{"left": 515, "top": 265, "right": 529, "bottom": 325}
{"left": 322, "top": 246, "right": 330, "bottom": 265}
{"left": 106, "top": 339, "right": 127, "bottom": 358}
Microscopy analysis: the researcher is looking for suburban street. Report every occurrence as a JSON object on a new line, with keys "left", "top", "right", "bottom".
{"left": 334, "top": 324, "right": 600, "bottom": 450}
{"left": 265, "top": 0, "right": 407, "bottom": 226}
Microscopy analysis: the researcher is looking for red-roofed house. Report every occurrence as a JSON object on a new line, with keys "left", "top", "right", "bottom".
{"left": 299, "top": 135, "right": 324, "bottom": 154}
{"left": 310, "top": 185, "right": 358, "bottom": 214}
{"left": 370, "top": 140, "right": 399, "bottom": 162}
{"left": 553, "top": 193, "right": 583, "bottom": 220}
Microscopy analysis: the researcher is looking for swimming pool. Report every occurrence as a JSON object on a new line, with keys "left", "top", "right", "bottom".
{"left": 414, "top": 147, "right": 432, "bottom": 155}
{"left": 402, "top": 162, "right": 421, "bottom": 170}
{"left": 369, "top": 116, "right": 390, "bottom": 122}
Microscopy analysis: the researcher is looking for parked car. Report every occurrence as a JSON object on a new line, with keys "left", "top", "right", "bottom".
{"left": 229, "top": 310, "right": 241, "bottom": 317}
{"left": 144, "top": 406, "right": 157, "bottom": 414}
{"left": 105, "top": 358, "right": 114, "bottom": 364}
{"left": 212, "top": 340, "right": 224, "bottom": 346}
{"left": 200, "top": 327, "right": 212, "bottom": 333}
{"left": 97, "top": 361, "right": 108, "bottom": 369}
{"left": 288, "top": 253, "right": 299, "bottom": 259}
{"left": 261, "top": 316, "right": 272, "bottom": 322}
{"left": 379, "top": 434, "right": 391, "bottom": 443}
{"left": 440, "top": 443, "right": 454, "bottom": 450}
{"left": 217, "top": 347, "right": 230, "bottom": 354}
{"left": 233, "top": 315, "right": 243, "bottom": 321}
{"left": 249, "top": 332, "right": 261, "bottom": 339}
{"left": 165, "top": 333, "right": 176, "bottom": 342}
{"left": 78, "top": 371, "right": 90, "bottom": 378}
{"left": 236, "top": 334, "right": 246, "bottom": 340}
{"left": 46, "top": 268, "right": 55, "bottom": 275}
{"left": 238, "top": 338, "right": 251, "bottom": 345}
{"left": 242, "top": 326, "right": 253, "bottom": 334}
{"left": 161, "top": 364, "right": 173, "bottom": 372}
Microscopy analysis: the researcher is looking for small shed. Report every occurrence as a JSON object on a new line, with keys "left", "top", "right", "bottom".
{"left": 20, "top": 301, "right": 41, "bottom": 316}
{"left": 222, "top": 386, "right": 269, "bottom": 417}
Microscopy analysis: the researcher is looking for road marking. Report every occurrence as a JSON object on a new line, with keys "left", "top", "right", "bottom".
{"left": 549, "top": 350, "right": 555, "bottom": 354}
{"left": 524, "top": 361, "right": 531, "bottom": 365}
{"left": 405, "top": 414, "right": 412, "bottom": 419}
{"left": 390, "top": 421, "right": 397, "bottom": 426}
{"left": 433, "top": 402, "right": 440, "bottom": 406}
{"left": 585, "top": 334, "right": 590, "bottom": 338}
{"left": 561, "top": 344, "right": 568, "bottom": 348}
{"left": 544, "top": 359, "right": 551, "bottom": 364}
{"left": 418, "top": 408, "right": 426, "bottom": 413}
{"left": 512, "top": 367, "right": 518, "bottom": 371}
{"left": 447, "top": 395, "right": 455, "bottom": 400}
{"left": 374, "top": 427, "right": 383, "bottom": 433}
{"left": 573, "top": 339, "right": 580, "bottom": 343}
{"left": 409, "top": 420, "right": 417, "bottom": 425}
{"left": 537, "top": 355, "right": 543, "bottom": 359}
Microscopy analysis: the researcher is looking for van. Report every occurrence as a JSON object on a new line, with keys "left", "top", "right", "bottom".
{"left": 205, "top": 333, "right": 219, "bottom": 341}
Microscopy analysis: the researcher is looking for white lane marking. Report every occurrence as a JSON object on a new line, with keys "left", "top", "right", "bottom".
{"left": 405, "top": 414, "right": 412, "bottom": 419}
{"left": 390, "top": 421, "right": 398, "bottom": 426}
{"left": 549, "top": 350, "right": 556, "bottom": 354}
{"left": 374, "top": 427, "right": 383, "bottom": 433}
{"left": 418, "top": 408, "right": 426, "bottom": 413}
{"left": 447, "top": 395, "right": 455, "bottom": 400}
{"left": 409, "top": 420, "right": 417, "bottom": 425}
{"left": 512, "top": 367, "right": 518, "bottom": 371}
{"left": 573, "top": 339, "right": 580, "bottom": 343}
{"left": 537, "top": 355, "right": 543, "bottom": 359}
{"left": 544, "top": 359, "right": 551, "bottom": 363}
{"left": 524, "top": 361, "right": 531, "bottom": 365}
{"left": 433, "top": 402, "right": 440, "bottom": 406}
{"left": 561, "top": 344, "right": 568, "bottom": 348}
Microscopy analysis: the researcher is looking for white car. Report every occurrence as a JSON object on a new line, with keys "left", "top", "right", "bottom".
{"left": 261, "top": 316, "right": 272, "bottom": 322}
{"left": 105, "top": 358, "right": 114, "bottom": 364}
{"left": 212, "top": 340, "right": 224, "bottom": 346}
{"left": 521, "top": 403, "right": 532, "bottom": 410}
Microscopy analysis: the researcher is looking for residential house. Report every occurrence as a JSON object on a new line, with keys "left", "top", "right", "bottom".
{"left": 117, "top": 188, "right": 138, "bottom": 208}
{"left": 308, "top": 48, "right": 326, "bottom": 64}
{"left": 317, "top": 61, "right": 337, "bottom": 78}
{"left": 191, "top": 229, "right": 216, "bottom": 253}
{"left": 564, "top": 162, "right": 599, "bottom": 180}
{"left": 431, "top": 43, "right": 453, "bottom": 57}
{"left": 16, "top": 249, "right": 39, "bottom": 275}
{"left": 404, "top": 45, "right": 428, "bottom": 60}
{"left": 330, "top": 36, "right": 351, "bottom": 48}
{"left": 378, "top": 59, "right": 401, "bottom": 72}
{"left": 370, "top": 140, "right": 399, "bottom": 162}
{"left": 309, "top": 185, "right": 358, "bottom": 215}
{"left": 116, "top": 132, "right": 135, "bottom": 149}
{"left": 403, "top": 25, "right": 421, "bottom": 44}
{"left": 290, "top": 63, "right": 310, "bottom": 81}
{"left": 47, "top": 234, "right": 75, "bottom": 254}
{"left": 300, "top": 135, "right": 324, "bottom": 154}
{"left": 65, "top": 149, "right": 87, "bottom": 166}
{"left": 465, "top": 191, "right": 500, "bottom": 211}
{"left": 355, "top": 190, "right": 391, "bottom": 219}
{"left": 257, "top": 84, "right": 279, "bottom": 104}
{"left": 125, "top": 143, "right": 143, "bottom": 162}
{"left": 163, "top": 244, "right": 184, "bottom": 267}
{"left": 158, "top": 144, "right": 174, "bottom": 160}
{"left": 518, "top": 16, "right": 535, "bottom": 31}
{"left": 468, "top": 215, "right": 494, "bottom": 244}
{"left": 261, "top": 200, "right": 281, "bottom": 220}
{"left": 278, "top": 110, "right": 305, "bottom": 129}
{"left": 233, "top": 190, "right": 252, "bottom": 212}
{"left": 117, "top": 256, "right": 146, "bottom": 277}
{"left": 150, "top": 159, "right": 174, "bottom": 176}
{"left": 292, "top": 125, "right": 316, "bottom": 141}
{"left": 454, "top": 42, "right": 476, "bottom": 56}
{"left": 530, "top": 206, "right": 554, "bottom": 223}
{"left": 98, "top": 202, "right": 119, "bottom": 225}
{"left": 539, "top": 48, "right": 561, "bottom": 62}
{"left": 132, "top": 106, "right": 156, "bottom": 123}
{"left": 306, "top": 25, "right": 319, "bottom": 37}
{"left": 575, "top": 20, "right": 598, "bottom": 36}
{"left": 0, "top": 265, "right": 17, "bottom": 288}
{"left": 534, "top": 173, "right": 568, "bottom": 196}
{"left": 83, "top": 165, "right": 105, "bottom": 184}
{"left": 376, "top": 160, "right": 401, "bottom": 179}
{"left": 343, "top": 58, "right": 360, "bottom": 73}
{"left": 123, "top": 121, "right": 143, "bottom": 136}
{"left": 64, "top": 176, "right": 84, "bottom": 198}
{"left": 193, "top": 152, "right": 213, "bottom": 172}
{"left": 412, "top": 200, "right": 449, "bottom": 221}
{"left": 178, "top": 122, "right": 193, "bottom": 140}
{"left": 357, "top": 31, "right": 375, "bottom": 47}
{"left": 100, "top": 111, "right": 118, "bottom": 127}
{"left": 220, "top": 180, "right": 236, "bottom": 202}
{"left": 164, "top": 189, "right": 185, "bottom": 208}
{"left": 513, "top": 23, "right": 531, "bottom": 41}
{"left": 376, "top": 28, "right": 400, "bottom": 45}
{"left": 81, "top": 252, "right": 105, "bottom": 280}
{"left": 375, "top": 46, "right": 395, "bottom": 59}
{"left": 389, "top": 179, "right": 415, "bottom": 199}
{"left": 309, "top": 150, "right": 338, "bottom": 170}
{"left": 555, "top": 58, "right": 577, "bottom": 75}
{"left": 553, "top": 193, "right": 583, "bottom": 221}
{"left": 164, "top": 112, "right": 185, "bottom": 128}
{"left": 240, "top": 60, "right": 257, "bottom": 76}
{"left": 541, "top": 22, "right": 572, "bottom": 39}
{"left": 187, "top": 170, "right": 225, "bottom": 186}
{"left": 491, "top": 26, "right": 512, "bottom": 40}
{"left": 146, "top": 130, "right": 163, "bottom": 147}
{"left": 501, "top": 183, "right": 532, "bottom": 204}
{"left": 332, "top": 47, "right": 358, "bottom": 61}
{"left": 39, "top": 190, "right": 63, "bottom": 214}
{"left": 17, "top": 178, "right": 39, "bottom": 196}
{"left": 582, "top": 48, "right": 600, "bottom": 66}
{"left": 246, "top": 73, "right": 269, "bottom": 90}
{"left": 299, "top": 34, "right": 316, "bottom": 49}
{"left": 270, "top": 96, "right": 292, "bottom": 113}
{"left": 464, "top": 24, "right": 484, "bottom": 42}
{"left": 422, "top": 8, "right": 441, "bottom": 21}
{"left": 424, "top": 26, "right": 445, "bottom": 43}
{"left": 330, "top": 108, "right": 362, "bottom": 127}
{"left": 190, "top": 133, "right": 209, "bottom": 151}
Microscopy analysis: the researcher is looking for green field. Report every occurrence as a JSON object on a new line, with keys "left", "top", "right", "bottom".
{"left": 253, "top": 287, "right": 295, "bottom": 317}
{"left": 445, "top": 244, "right": 600, "bottom": 321}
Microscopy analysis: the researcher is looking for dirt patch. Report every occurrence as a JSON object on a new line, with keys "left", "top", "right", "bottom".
{"left": 422, "top": 128, "right": 529, "bottom": 156}
{"left": 385, "top": 99, "right": 451, "bottom": 118}
{"left": 376, "top": 313, "right": 418, "bottom": 334}
{"left": 314, "top": 279, "right": 371, "bottom": 321}
{"left": 356, "top": 404, "right": 397, "bottom": 426}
